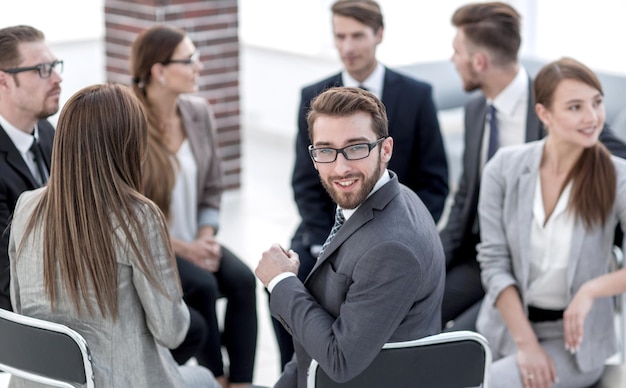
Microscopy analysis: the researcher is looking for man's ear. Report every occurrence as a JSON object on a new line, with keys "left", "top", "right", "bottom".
{"left": 472, "top": 51, "right": 488, "bottom": 72}
{"left": 0, "top": 71, "right": 11, "bottom": 89}
{"left": 381, "top": 136, "right": 393, "bottom": 163}
{"left": 375, "top": 26, "right": 384, "bottom": 45}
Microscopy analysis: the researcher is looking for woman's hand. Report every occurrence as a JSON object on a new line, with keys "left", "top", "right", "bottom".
{"left": 174, "top": 236, "right": 222, "bottom": 272}
{"left": 516, "top": 340, "right": 557, "bottom": 388}
{"left": 563, "top": 284, "right": 594, "bottom": 353}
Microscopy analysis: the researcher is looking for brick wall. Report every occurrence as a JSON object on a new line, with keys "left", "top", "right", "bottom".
{"left": 104, "top": 0, "right": 241, "bottom": 189}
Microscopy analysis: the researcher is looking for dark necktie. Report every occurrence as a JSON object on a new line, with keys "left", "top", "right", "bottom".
{"left": 487, "top": 104, "right": 499, "bottom": 160}
{"left": 29, "top": 137, "right": 49, "bottom": 186}
{"left": 317, "top": 207, "right": 345, "bottom": 260}
{"left": 358, "top": 85, "right": 368, "bottom": 91}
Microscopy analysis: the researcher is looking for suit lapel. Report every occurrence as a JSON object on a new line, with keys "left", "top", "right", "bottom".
{"left": 0, "top": 126, "right": 39, "bottom": 187}
{"left": 305, "top": 174, "right": 399, "bottom": 282}
{"left": 516, "top": 142, "right": 544, "bottom": 292}
{"left": 524, "top": 76, "right": 544, "bottom": 141}
{"left": 380, "top": 68, "right": 399, "bottom": 123}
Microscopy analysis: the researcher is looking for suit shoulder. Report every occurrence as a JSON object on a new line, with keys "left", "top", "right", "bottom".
{"left": 386, "top": 68, "right": 433, "bottom": 92}
{"left": 464, "top": 93, "right": 487, "bottom": 110}
{"left": 301, "top": 73, "right": 342, "bottom": 97}
{"left": 178, "top": 94, "right": 209, "bottom": 110}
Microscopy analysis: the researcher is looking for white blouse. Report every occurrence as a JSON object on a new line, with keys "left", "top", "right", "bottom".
{"left": 168, "top": 139, "right": 199, "bottom": 243}
{"left": 526, "top": 175, "right": 574, "bottom": 309}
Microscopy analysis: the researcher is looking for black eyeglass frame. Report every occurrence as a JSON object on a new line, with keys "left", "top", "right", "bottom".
{"left": 161, "top": 51, "right": 200, "bottom": 66}
{"left": 308, "top": 137, "right": 387, "bottom": 163}
{"left": 0, "top": 60, "right": 63, "bottom": 78}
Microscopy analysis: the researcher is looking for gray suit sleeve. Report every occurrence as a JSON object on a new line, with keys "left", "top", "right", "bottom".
{"left": 270, "top": 241, "right": 422, "bottom": 383}
{"left": 131, "top": 207, "right": 190, "bottom": 349}
{"left": 476, "top": 152, "right": 518, "bottom": 305}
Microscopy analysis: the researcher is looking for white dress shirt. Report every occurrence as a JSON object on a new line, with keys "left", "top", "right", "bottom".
{"left": 481, "top": 66, "right": 529, "bottom": 167}
{"left": 526, "top": 175, "right": 574, "bottom": 309}
{"left": 342, "top": 62, "right": 385, "bottom": 99}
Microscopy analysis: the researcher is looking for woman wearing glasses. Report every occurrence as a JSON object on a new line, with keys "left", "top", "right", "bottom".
{"left": 8, "top": 83, "right": 217, "bottom": 387}
{"left": 130, "top": 25, "right": 257, "bottom": 388}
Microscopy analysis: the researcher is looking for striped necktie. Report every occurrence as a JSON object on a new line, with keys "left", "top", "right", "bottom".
{"left": 317, "top": 207, "right": 345, "bottom": 260}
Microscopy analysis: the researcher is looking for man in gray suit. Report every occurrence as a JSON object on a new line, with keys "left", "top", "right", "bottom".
{"left": 442, "top": 2, "right": 626, "bottom": 330}
{"left": 256, "top": 87, "right": 444, "bottom": 388}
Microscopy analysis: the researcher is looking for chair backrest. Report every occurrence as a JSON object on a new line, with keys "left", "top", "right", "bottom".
{"left": 307, "top": 330, "right": 491, "bottom": 388}
{"left": 0, "top": 308, "right": 94, "bottom": 388}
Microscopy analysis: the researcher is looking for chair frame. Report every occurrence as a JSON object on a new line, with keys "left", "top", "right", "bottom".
{"left": 0, "top": 308, "right": 94, "bottom": 388}
{"left": 307, "top": 330, "right": 491, "bottom": 388}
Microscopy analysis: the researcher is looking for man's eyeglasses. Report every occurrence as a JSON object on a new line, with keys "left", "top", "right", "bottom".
{"left": 162, "top": 51, "right": 200, "bottom": 66}
{"left": 0, "top": 60, "right": 63, "bottom": 78}
{"left": 308, "top": 137, "right": 386, "bottom": 163}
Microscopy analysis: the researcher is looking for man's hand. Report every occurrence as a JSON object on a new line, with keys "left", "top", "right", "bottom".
{"left": 256, "top": 244, "right": 300, "bottom": 287}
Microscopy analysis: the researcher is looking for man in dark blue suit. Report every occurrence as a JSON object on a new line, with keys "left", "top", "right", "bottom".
{"left": 0, "top": 25, "right": 61, "bottom": 310}
{"left": 272, "top": 0, "right": 449, "bottom": 370}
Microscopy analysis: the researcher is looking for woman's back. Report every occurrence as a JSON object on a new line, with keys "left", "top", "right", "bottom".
{"left": 9, "top": 188, "right": 189, "bottom": 387}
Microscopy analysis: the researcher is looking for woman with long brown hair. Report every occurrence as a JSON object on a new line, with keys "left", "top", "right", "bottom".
{"left": 130, "top": 25, "right": 257, "bottom": 388}
{"left": 476, "top": 57, "right": 626, "bottom": 388}
{"left": 8, "top": 83, "right": 217, "bottom": 387}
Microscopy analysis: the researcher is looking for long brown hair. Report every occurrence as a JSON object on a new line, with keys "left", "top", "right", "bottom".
{"left": 534, "top": 57, "right": 616, "bottom": 228}
{"left": 20, "top": 83, "right": 177, "bottom": 319}
{"left": 129, "top": 24, "right": 186, "bottom": 219}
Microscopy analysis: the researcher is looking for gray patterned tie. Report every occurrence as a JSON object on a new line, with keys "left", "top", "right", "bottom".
{"left": 317, "top": 207, "right": 345, "bottom": 260}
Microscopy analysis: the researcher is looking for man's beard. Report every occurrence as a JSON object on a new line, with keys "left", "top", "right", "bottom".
{"left": 321, "top": 158, "right": 382, "bottom": 209}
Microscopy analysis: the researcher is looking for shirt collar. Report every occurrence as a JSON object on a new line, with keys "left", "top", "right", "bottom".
{"left": 0, "top": 114, "right": 39, "bottom": 154}
{"left": 342, "top": 62, "right": 385, "bottom": 99}
{"left": 488, "top": 66, "right": 529, "bottom": 118}
{"left": 340, "top": 168, "right": 391, "bottom": 220}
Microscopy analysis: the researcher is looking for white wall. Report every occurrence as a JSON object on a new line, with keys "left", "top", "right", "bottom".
{"left": 240, "top": 0, "right": 626, "bottom": 74}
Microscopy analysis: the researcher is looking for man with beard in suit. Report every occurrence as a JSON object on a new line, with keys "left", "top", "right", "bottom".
{"left": 0, "top": 25, "right": 62, "bottom": 310}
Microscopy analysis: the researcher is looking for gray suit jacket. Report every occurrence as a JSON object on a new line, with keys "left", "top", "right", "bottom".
{"left": 440, "top": 76, "right": 541, "bottom": 267}
{"left": 9, "top": 189, "right": 190, "bottom": 387}
{"left": 271, "top": 172, "right": 445, "bottom": 388}
{"left": 476, "top": 140, "right": 626, "bottom": 372}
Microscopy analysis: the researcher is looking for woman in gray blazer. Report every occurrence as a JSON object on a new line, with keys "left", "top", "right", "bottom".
{"left": 477, "top": 57, "right": 626, "bottom": 388}
{"left": 8, "top": 84, "right": 216, "bottom": 387}
{"left": 130, "top": 25, "right": 258, "bottom": 388}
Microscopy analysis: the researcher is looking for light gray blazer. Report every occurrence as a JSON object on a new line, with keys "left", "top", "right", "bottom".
{"left": 271, "top": 173, "right": 445, "bottom": 388}
{"left": 476, "top": 139, "right": 626, "bottom": 372}
{"left": 9, "top": 188, "right": 190, "bottom": 387}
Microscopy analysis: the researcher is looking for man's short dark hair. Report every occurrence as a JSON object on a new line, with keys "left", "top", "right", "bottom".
{"left": 452, "top": 2, "right": 521, "bottom": 65}
{"left": 331, "top": 0, "right": 384, "bottom": 32}
{"left": 0, "top": 25, "right": 45, "bottom": 69}
{"left": 307, "top": 87, "right": 388, "bottom": 143}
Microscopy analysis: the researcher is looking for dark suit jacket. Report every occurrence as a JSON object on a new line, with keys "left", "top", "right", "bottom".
{"left": 272, "top": 173, "right": 445, "bottom": 388}
{"left": 440, "top": 77, "right": 626, "bottom": 268}
{"left": 291, "top": 68, "right": 449, "bottom": 252}
{"left": 0, "top": 120, "right": 54, "bottom": 310}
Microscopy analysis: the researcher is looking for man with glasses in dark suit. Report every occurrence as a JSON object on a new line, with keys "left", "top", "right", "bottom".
{"left": 0, "top": 25, "right": 62, "bottom": 310}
